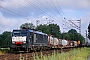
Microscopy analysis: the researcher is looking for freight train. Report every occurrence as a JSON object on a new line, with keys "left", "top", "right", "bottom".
{"left": 10, "top": 29, "right": 81, "bottom": 52}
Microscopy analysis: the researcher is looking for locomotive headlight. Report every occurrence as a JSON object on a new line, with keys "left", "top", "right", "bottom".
{"left": 23, "top": 41, "right": 26, "bottom": 44}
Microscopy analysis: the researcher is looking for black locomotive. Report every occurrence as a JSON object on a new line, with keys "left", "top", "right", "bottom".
{"left": 10, "top": 29, "right": 48, "bottom": 52}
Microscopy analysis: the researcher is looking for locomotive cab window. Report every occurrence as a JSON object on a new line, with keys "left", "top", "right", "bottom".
{"left": 13, "top": 31, "right": 20, "bottom": 36}
{"left": 12, "top": 30, "right": 27, "bottom": 36}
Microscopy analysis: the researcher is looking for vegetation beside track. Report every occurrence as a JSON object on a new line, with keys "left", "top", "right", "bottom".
{"left": 0, "top": 47, "right": 90, "bottom": 60}
{"left": 0, "top": 48, "right": 10, "bottom": 54}
{"left": 33, "top": 47, "right": 90, "bottom": 60}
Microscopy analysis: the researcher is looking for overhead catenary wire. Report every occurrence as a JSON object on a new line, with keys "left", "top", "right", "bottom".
{"left": 0, "top": 5, "right": 32, "bottom": 20}
{"left": 38, "top": 0, "right": 55, "bottom": 16}
{"left": 44, "top": 0, "right": 62, "bottom": 20}
{"left": 9, "top": 0, "right": 54, "bottom": 22}
{"left": 45, "top": 0, "right": 57, "bottom": 11}
{"left": 9, "top": 0, "right": 54, "bottom": 23}
{"left": 25, "top": 0, "right": 47, "bottom": 17}
{"left": 10, "top": 0, "right": 35, "bottom": 18}
{"left": 8, "top": 0, "right": 41, "bottom": 21}
{"left": 44, "top": 0, "right": 67, "bottom": 31}
{"left": 0, "top": 5, "right": 33, "bottom": 21}
{"left": 25, "top": 0, "right": 55, "bottom": 23}
{"left": 0, "top": 0, "right": 70, "bottom": 33}
{"left": 0, "top": 0, "right": 65, "bottom": 25}
{"left": 50, "top": 0, "right": 70, "bottom": 31}
{"left": 26, "top": 0, "right": 55, "bottom": 20}
{"left": 44, "top": 0, "right": 63, "bottom": 24}
{"left": 0, "top": 5, "right": 22, "bottom": 17}
{"left": 54, "top": 0, "right": 70, "bottom": 31}
{"left": 37, "top": 0, "right": 62, "bottom": 24}
{"left": 0, "top": 0, "right": 33, "bottom": 19}
{"left": 25, "top": 0, "right": 62, "bottom": 24}
{"left": 0, "top": 9, "right": 20, "bottom": 17}
{"left": 50, "top": 0, "right": 63, "bottom": 20}
{"left": 8, "top": 0, "right": 29, "bottom": 16}
{"left": 0, "top": 0, "right": 32, "bottom": 18}
{"left": 56, "top": 0, "right": 66, "bottom": 17}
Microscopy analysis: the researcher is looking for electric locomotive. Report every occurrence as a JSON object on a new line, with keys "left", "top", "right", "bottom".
{"left": 10, "top": 29, "right": 48, "bottom": 52}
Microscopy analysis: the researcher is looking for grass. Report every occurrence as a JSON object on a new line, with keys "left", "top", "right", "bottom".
{"left": 33, "top": 47, "right": 90, "bottom": 60}
{"left": 0, "top": 48, "right": 10, "bottom": 55}
{"left": 0, "top": 51, "right": 5, "bottom": 55}
{"left": 2, "top": 47, "right": 90, "bottom": 60}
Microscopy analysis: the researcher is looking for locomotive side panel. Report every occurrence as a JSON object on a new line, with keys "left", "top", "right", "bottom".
{"left": 31, "top": 31, "right": 48, "bottom": 50}
{"left": 26, "top": 30, "right": 34, "bottom": 50}
{"left": 33, "top": 31, "right": 48, "bottom": 46}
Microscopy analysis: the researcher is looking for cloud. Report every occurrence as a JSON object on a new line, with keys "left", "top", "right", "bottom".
{"left": 0, "top": 13, "right": 16, "bottom": 28}
{"left": 0, "top": 0, "right": 90, "bottom": 16}
{"left": 75, "top": 0, "right": 90, "bottom": 9}
{"left": 0, "top": 0, "right": 29, "bottom": 9}
{"left": 0, "top": 0, "right": 90, "bottom": 36}
{"left": 82, "top": 12, "right": 90, "bottom": 26}
{"left": 0, "top": 12, "right": 33, "bottom": 33}
{"left": 57, "top": 0, "right": 90, "bottom": 9}
{"left": 80, "top": 12, "right": 90, "bottom": 37}
{"left": 0, "top": 12, "right": 47, "bottom": 33}
{"left": 0, "top": 11, "right": 63, "bottom": 34}
{"left": 0, "top": 13, "right": 16, "bottom": 33}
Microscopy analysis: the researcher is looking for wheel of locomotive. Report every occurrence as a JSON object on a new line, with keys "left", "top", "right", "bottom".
{"left": 10, "top": 48, "right": 13, "bottom": 53}
{"left": 28, "top": 48, "right": 31, "bottom": 52}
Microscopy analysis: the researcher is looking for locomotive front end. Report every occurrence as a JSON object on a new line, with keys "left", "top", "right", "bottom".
{"left": 10, "top": 30, "right": 27, "bottom": 51}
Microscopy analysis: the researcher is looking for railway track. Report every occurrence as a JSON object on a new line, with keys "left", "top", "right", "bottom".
{"left": 0, "top": 47, "right": 78, "bottom": 60}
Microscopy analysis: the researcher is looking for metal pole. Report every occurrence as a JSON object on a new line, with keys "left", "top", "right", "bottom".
{"left": 36, "top": 20, "right": 40, "bottom": 27}
{"left": 68, "top": 19, "right": 81, "bottom": 34}
{"left": 79, "top": 19, "right": 81, "bottom": 34}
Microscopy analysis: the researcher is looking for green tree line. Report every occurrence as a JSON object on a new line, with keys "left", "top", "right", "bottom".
{"left": 0, "top": 23, "right": 86, "bottom": 48}
{"left": 0, "top": 31, "right": 11, "bottom": 48}
{"left": 36, "top": 24, "right": 85, "bottom": 43}
{"left": 88, "top": 23, "right": 90, "bottom": 39}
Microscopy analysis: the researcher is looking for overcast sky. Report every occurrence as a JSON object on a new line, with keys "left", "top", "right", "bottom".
{"left": 0, "top": 0, "right": 90, "bottom": 37}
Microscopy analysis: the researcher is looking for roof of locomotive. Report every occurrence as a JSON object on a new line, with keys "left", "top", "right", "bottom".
{"left": 29, "top": 30, "right": 47, "bottom": 35}
{"left": 34, "top": 31, "right": 47, "bottom": 35}
{"left": 29, "top": 29, "right": 34, "bottom": 32}
{"left": 13, "top": 29, "right": 47, "bottom": 35}
{"left": 13, "top": 29, "right": 28, "bottom": 31}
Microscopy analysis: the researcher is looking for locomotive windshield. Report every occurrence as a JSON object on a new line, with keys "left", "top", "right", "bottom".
{"left": 12, "top": 30, "right": 27, "bottom": 36}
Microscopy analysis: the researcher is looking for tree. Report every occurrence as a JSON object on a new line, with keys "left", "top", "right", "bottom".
{"left": 61, "top": 33, "right": 70, "bottom": 40}
{"left": 61, "top": 29, "right": 85, "bottom": 43}
{"left": 68, "top": 29, "right": 77, "bottom": 34}
{"left": 68, "top": 29, "right": 78, "bottom": 41}
{"left": 88, "top": 23, "right": 90, "bottom": 39}
{"left": 48, "top": 24, "right": 61, "bottom": 37}
{"left": 20, "top": 23, "right": 35, "bottom": 29}
{"left": 36, "top": 24, "right": 61, "bottom": 37}
{"left": 0, "top": 31, "right": 11, "bottom": 47}
{"left": 36, "top": 24, "right": 50, "bottom": 34}
{"left": 77, "top": 33, "right": 85, "bottom": 43}
{"left": 68, "top": 29, "right": 85, "bottom": 43}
